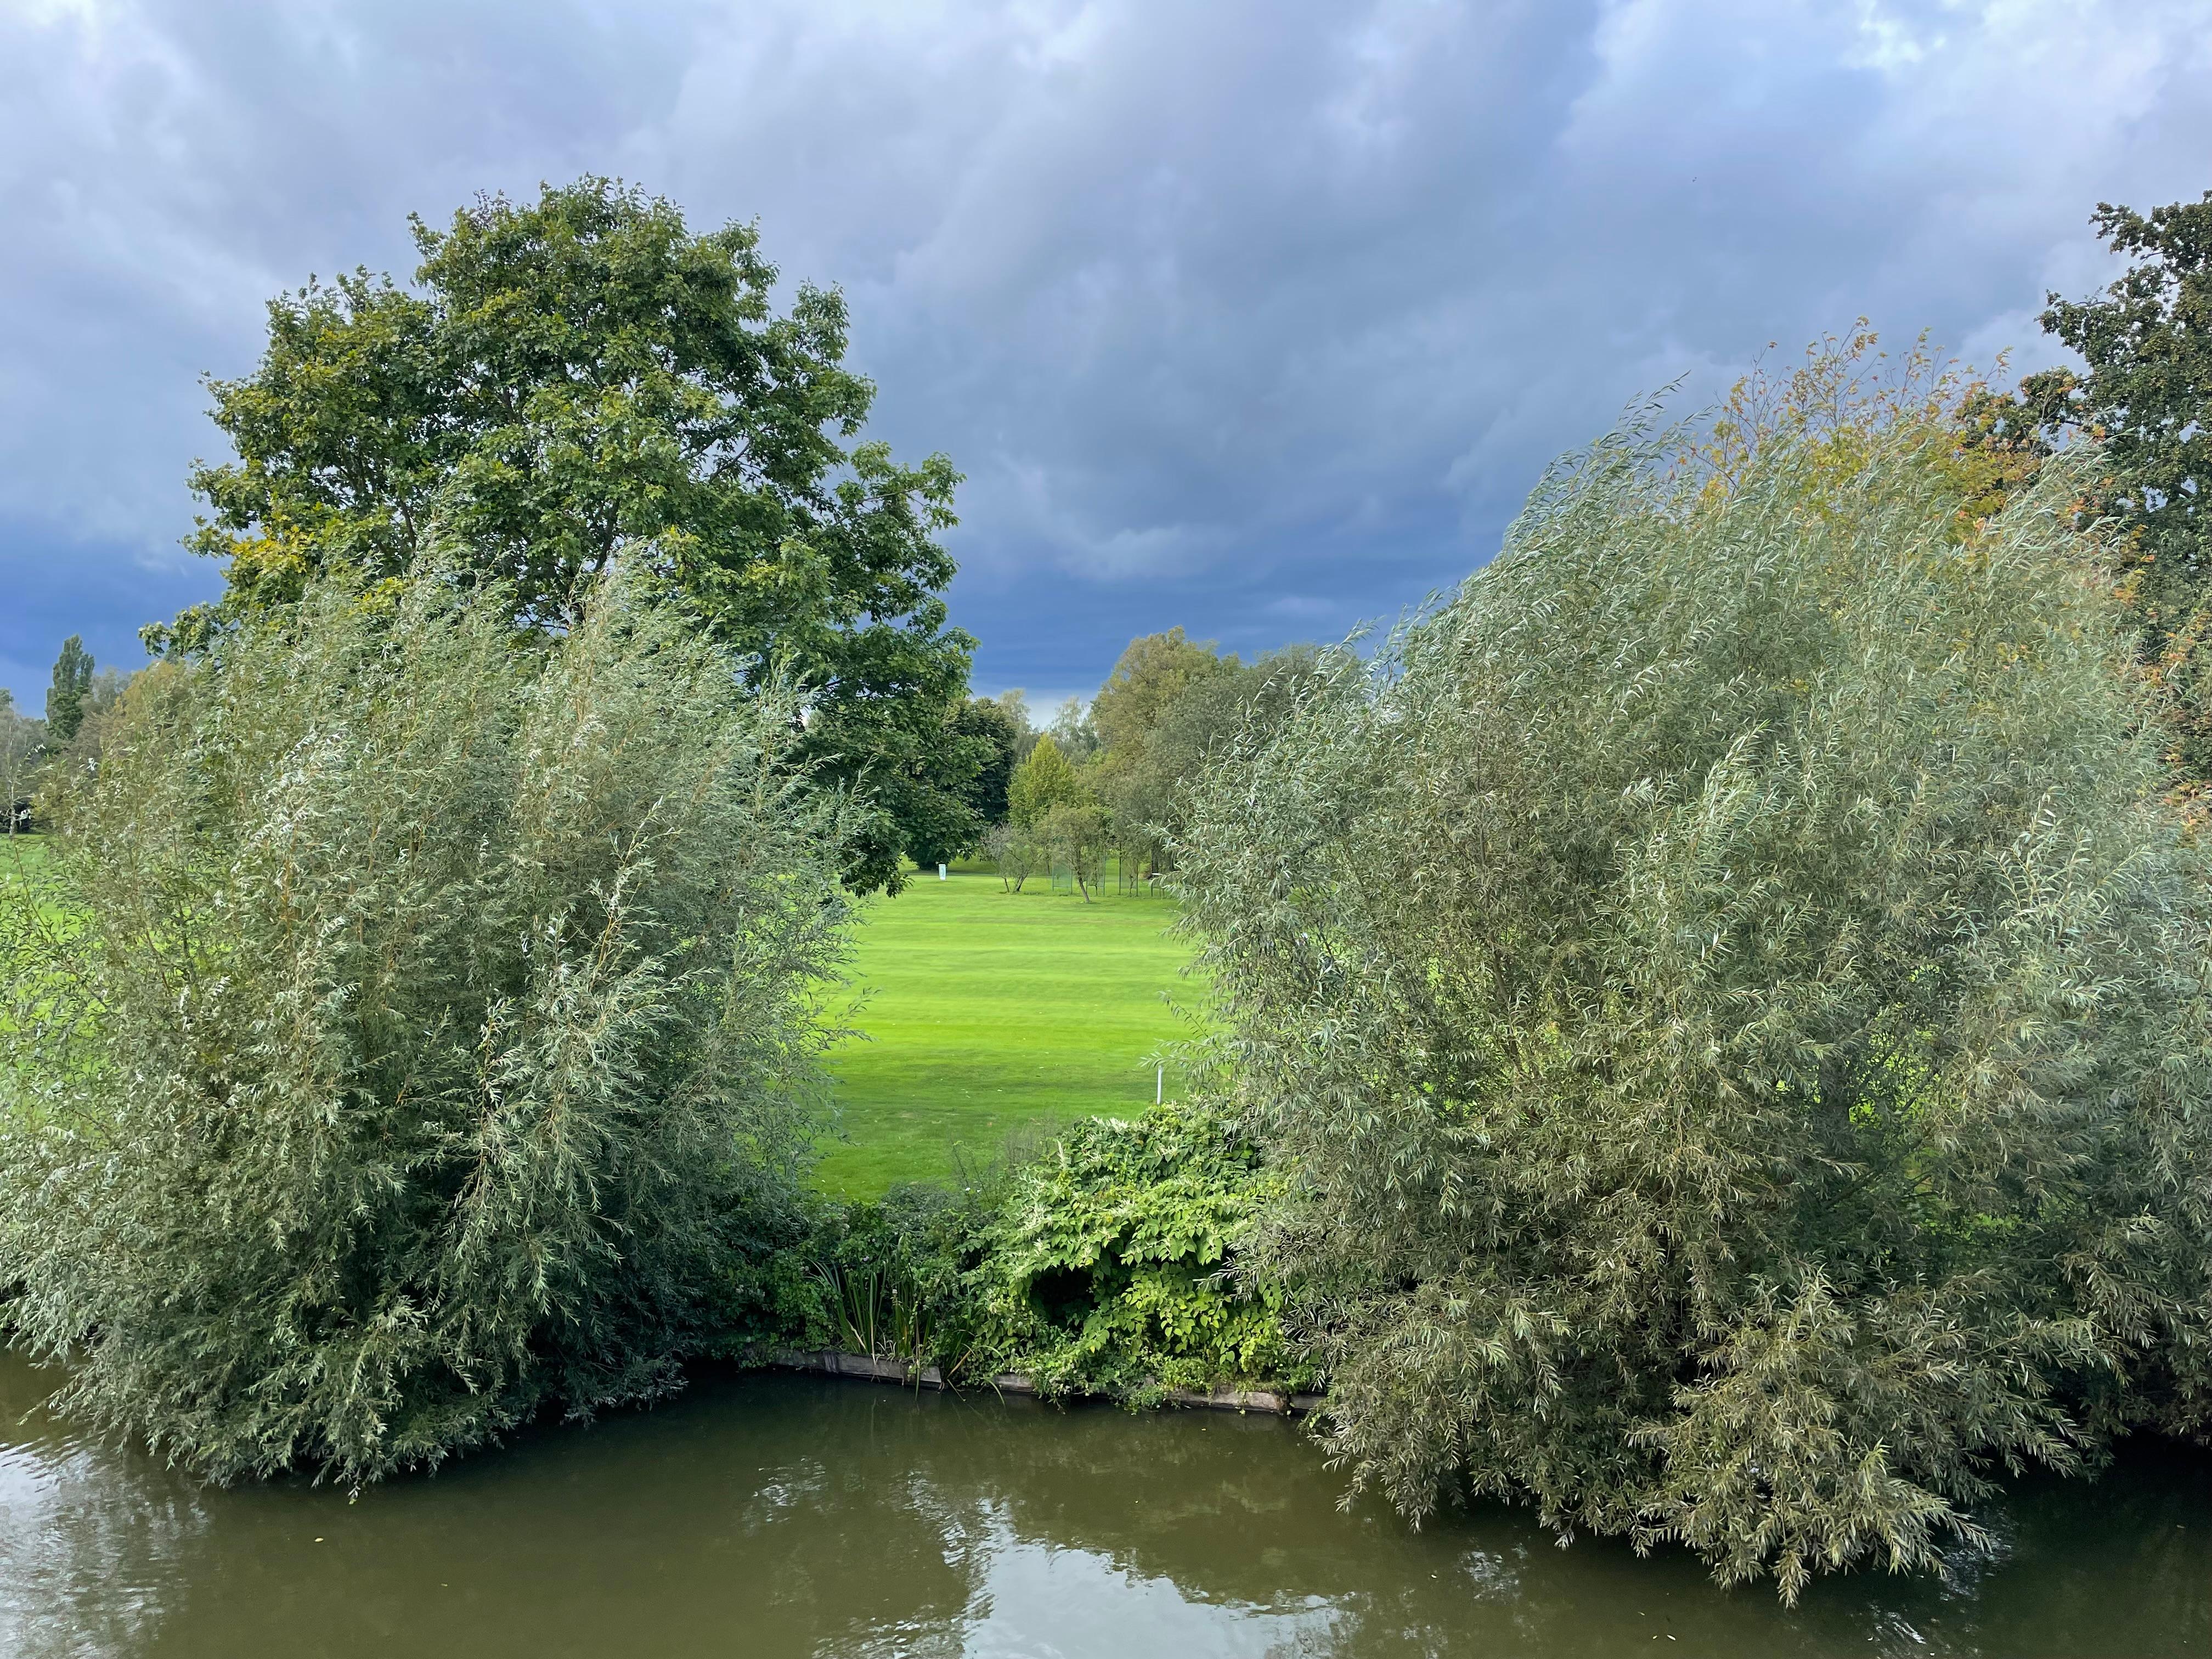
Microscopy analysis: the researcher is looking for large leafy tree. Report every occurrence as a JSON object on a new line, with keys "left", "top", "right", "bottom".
{"left": 1090, "top": 627, "right": 1235, "bottom": 755}
{"left": 945, "top": 694, "right": 1030, "bottom": 831}
{"left": 1178, "top": 345, "right": 2212, "bottom": 1599}
{"left": 170, "top": 177, "right": 982, "bottom": 890}
{"left": 1980, "top": 193, "right": 2212, "bottom": 782}
{"left": 1098, "top": 645, "right": 1323, "bottom": 874}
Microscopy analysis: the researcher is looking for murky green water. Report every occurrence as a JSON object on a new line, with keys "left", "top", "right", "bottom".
{"left": 3, "top": 1351, "right": 2207, "bottom": 1657}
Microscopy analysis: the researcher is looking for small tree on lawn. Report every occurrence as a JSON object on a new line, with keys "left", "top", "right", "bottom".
{"left": 1041, "top": 802, "right": 1111, "bottom": 901}
{"left": 983, "top": 820, "right": 1040, "bottom": 892}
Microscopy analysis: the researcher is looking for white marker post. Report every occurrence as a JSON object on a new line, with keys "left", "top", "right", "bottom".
{"left": 1156, "top": 1064, "right": 1164, "bottom": 1105}
{"left": 938, "top": 863, "right": 947, "bottom": 881}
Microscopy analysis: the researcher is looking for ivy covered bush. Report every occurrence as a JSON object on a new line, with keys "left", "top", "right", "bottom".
{"left": 0, "top": 566, "right": 852, "bottom": 1485}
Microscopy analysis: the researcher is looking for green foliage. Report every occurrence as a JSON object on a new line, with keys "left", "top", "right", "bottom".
{"left": 0, "top": 697, "right": 41, "bottom": 831}
{"left": 1099, "top": 646, "right": 1325, "bottom": 873}
{"left": 1091, "top": 628, "right": 1235, "bottom": 755}
{"left": 981, "top": 821, "right": 1041, "bottom": 891}
{"left": 781, "top": 1182, "right": 1006, "bottom": 1372}
{"left": 1043, "top": 697, "right": 1099, "bottom": 764}
{"left": 1982, "top": 195, "right": 2212, "bottom": 784}
{"left": 0, "top": 564, "right": 853, "bottom": 1486}
{"left": 167, "top": 176, "right": 980, "bottom": 893}
{"left": 1039, "top": 801, "right": 1111, "bottom": 901}
{"left": 1006, "top": 733, "right": 1088, "bottom": 828}
{"left": 42, "top": 635, "right": 92, "bottom": 746}
{"left": 768, "top": 1101, "right": 1300, "bottom": 1400}
{"left": 1177, "top": 349, "right": 2212, "bottom": 1599}
{"left": 2040, "top": 194, "right": 2212, "bottom": 588}
{"left": 972, "top": 1103, "right": 1304, "bottom": 1399}
{"left": 930, "top": 695, "right": 1029, "bottom": 849}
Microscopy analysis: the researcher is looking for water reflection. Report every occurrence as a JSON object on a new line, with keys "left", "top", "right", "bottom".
{"left": 3, "top": 1350, "right": 2206, "bottom": 1658}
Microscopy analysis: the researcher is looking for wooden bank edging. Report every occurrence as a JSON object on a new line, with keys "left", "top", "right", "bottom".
{"left": 769, "top": 1350, "right": 1321, "bottom": 1416}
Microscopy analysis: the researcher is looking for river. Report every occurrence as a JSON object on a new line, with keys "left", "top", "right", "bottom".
{"left": 3, "top": 1350, "right": 2206, "bottom": 1657}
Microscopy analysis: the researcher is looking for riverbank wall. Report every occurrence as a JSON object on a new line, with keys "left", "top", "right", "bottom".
{"left": 770, "top": 1349, "right": 1321, "bottom": 1415}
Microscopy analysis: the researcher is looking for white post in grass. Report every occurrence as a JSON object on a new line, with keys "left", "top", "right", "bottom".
{"left": 938, "top": 862, "right": 947, "bottom": 881}
{"left": 1156, "top": 1064, "right": 1164, "bottom": 1105}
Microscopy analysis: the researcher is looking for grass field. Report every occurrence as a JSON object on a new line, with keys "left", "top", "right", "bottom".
{"left": 814, "top": 866, "right": 1199, "bottom": 1195}
{"left": 1, "top": 837, "right": 1195, "bottom": 1197}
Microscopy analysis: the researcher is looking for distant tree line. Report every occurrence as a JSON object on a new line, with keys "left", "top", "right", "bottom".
{"left": 960, "top": 630, "right": 1326, "bottom": 899}
{"left": 0, "top": 634, "right": 130, "bottom": 832}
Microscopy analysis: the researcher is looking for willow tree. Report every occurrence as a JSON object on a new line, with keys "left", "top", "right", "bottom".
{"left": 0, "top": 565, "right": 852, "bottom": 1485}
{"left": 1177, "top": 343, "right": 2212, "bottom": 1598}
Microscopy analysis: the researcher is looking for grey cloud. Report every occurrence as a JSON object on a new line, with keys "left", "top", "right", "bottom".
{"left": 2, "top": 0, "right": 2207, "bottom": 703}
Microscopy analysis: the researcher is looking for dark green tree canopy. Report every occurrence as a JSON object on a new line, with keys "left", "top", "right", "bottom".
{"left": 2037, "top": 194, "right": 2211, "bottom": 591}
{"left": 173, "top": 177, "right": 980, "bottom": 890}
{"left": 946, "top": 695, "right": 1030, "bottom": 830}
{"left": 1981, "top": 193, "right": 2212, "bottom": 783}
{"left": 44, "top": 635, "right": 92, "bottom": 747}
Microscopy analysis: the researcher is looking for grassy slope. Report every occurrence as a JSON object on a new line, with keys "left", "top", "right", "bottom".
{"left": 815, "top": 867, "right": 1196, "bottom": 1196}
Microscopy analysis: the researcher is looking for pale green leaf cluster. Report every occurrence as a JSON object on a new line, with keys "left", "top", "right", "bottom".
{"left": 0, "top": 565, "right": 853, "bottom": 1485}
{"left": 1176, "top": 400, "right": 2212, "bottom": 1597}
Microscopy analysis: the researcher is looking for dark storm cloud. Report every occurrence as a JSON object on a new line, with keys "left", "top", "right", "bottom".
{"left": 3, "top": 0, "right": 2208, "bottom": 706}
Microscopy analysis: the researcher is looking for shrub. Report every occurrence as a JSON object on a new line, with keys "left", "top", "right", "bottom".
{"left": 0, "top": 566, "right": 853, "bottom": 1485}
{"left": 751, "top": 1102, "right": 1302, "bottom": 1402}
{"left": 1176, "top": 349, "right": 2212, "bottom": 1598}
{"left": 972, "top": 1101, "right": 1306, "bottom": 1400}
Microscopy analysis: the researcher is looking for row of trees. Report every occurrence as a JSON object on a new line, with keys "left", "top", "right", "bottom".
{"left": 962, "top": 632, "right": 1325, "bottom": 898}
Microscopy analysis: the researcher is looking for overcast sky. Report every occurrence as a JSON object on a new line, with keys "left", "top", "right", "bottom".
{"left": 2, "top": 0, "right": 2208, "bottom": 711}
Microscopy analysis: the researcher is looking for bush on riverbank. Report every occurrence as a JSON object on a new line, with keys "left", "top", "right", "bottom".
{"left": 0, "top": 566, "right": 853, "bottom": 1485}
{"left": 741, "top": 1099, "right": 1302, "bottom": 1400}
{"left": 1176, "top": 348, "right": 2212, "bottom": 1599}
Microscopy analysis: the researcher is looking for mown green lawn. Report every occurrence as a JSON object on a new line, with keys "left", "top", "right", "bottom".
{"left": 2, "top": 837, "right": 1197, "bottom": 1197}
{"left": 814, "top": 866, "right": 1199, "bottom": 1196}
